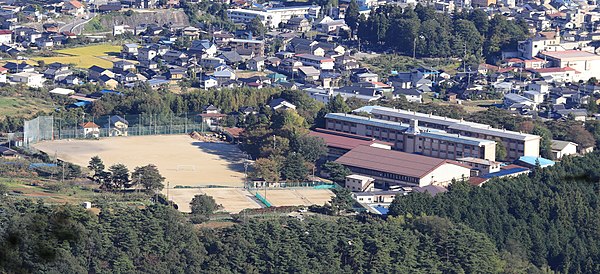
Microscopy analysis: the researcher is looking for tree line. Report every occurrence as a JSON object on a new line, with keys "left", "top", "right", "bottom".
{"left": 389, "top": 151, "right": 600, "bottom": 273}
{"left": 353, "top": 4, "right": 528, "bottom": 61}
{"left": 88, "top": 156, "right": 165, "bottom": 193}
{"left": 0, "top": 198, "right": 506, "bottom": 273}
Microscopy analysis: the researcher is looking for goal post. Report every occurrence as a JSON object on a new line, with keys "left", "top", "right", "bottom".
{"left": 176, "top": 165, "right": 197, "bottom": 171}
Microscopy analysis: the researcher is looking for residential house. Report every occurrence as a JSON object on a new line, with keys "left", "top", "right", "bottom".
{"left": 248, "top": 56, "right": 266, "bottom": 71}
{"left": 118, "top": 71, "right": 138, "bottom": 83}
{"left": 167, "top": 68, "right": 186, "bottom": 80}
{"left": 218, "top": 51, "right": 244, "bottom": 67}
{"left": 335, "top": 54, "right": 359, "bottom": 71}
{"left": 105, "top": 115, "right": 129, "bottom": 137}
{"left": 286, "top": 17, "right": 310, "bottom": 32}
{"left": 269, "top": 98, "right": 297, "bottom": 110}
{"left": 137, "top": 47, "right": 157, "bottom": 61}
{"left": 199, "top": 105, "right": 227, "bottom": 127}
{"left": 298, "top": 66, "right": 320, "bottom": 82}
{"left": 295, "top": 54, "right": 334, "bottom": 70}
{"left": 63, "top": 0, "right": 85, "bottom": 17}
{"left": 503, "top": 93, "right": 537, "bottom": 111}
{"left": 113, "top": 60, "right": 136, "bottom": 74}
{"left": 0, "top": 29, "right": 13, "bottom": 44}
{"left": 88, "top": 65, "right": 115, "bottom": 81}
{"left": 202, "top": 76, "right": 218, "bottom": 89}
{"left": 3, "top": 62, "right": 34, "bottom": 73}
{"left": 62, "top": 75, "right": 81, "bottom": 85}
{"left": 394, "top": 88, "right": 423, "bottom": 103}
{"left": 317, "top": 17, "right": 349, "bottom": 34}
{"left": 523, "top": 90, "right": 545, "bottom": 104}
{"left": 188, "top": 39, "right": 217, "bottom": 57}
{"left": 279, "top": 58, "right": 303, "bottom": 74}
{"left": 320, "top": 72, "right": 342, "bottom": 88}
{"left": 80, "top": 122, "right": 100, "bottom": 138}
{"left": 122, "top": 43, "right": 139, "bottom": 58}
{"left": 551, "top": 140, "right": 577, "bottom": 159}
{"left": 10, "top": 72, "right": 44, "bottom": 88}
{"left": 554, "top": 108, "right": 587, "bottom": 121}
{"left": 163, "top": 50, "right": 187, "bottom": 64}
{"left": 226, "top": 38, "right": 265, "bottom": 57}
{"left": 213, "top": 65, "right": 237, "bottom": 84}
{"left": 0, "top": 146, "right": 18, "bottom": 159}
{"left": 0, "top": 67, "right": 7, "bottom": 83}
{"left": 43, "top": 62, "right": 72, "bottom": 81}
{"left": 353, "top": 72, "right": 378, "bottom": 83}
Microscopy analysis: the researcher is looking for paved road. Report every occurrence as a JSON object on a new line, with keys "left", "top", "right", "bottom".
{"left": 58, "top": 13, "right": 96, "bottom": 35}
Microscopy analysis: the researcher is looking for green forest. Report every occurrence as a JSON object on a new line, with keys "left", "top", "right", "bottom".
{"left": 0, "top": 198, "right": 503, "bottom": 273}
{"left": 2, "top": 151, "right": 600, "bottom": 272}
{"left": 390, "top": 153, "right": 600, "bottom": 273}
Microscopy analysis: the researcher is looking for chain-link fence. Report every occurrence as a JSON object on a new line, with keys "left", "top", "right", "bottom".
{"left": 23, "top": 116, "right": 54, "bottom": 146}
{"left": 21, "top": 112, "right": 210, "bottom": 147}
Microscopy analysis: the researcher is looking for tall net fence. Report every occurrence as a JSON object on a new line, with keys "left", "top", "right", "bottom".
{"left": 21, "top": 112, "right": 210, "bottom": 147}
{"left": 23, "top": 116, "right": 54, "bottom": 146}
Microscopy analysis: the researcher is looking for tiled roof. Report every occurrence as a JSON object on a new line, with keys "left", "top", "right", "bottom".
{"left": 335, "top": 145, "right": 467, "bottom": 179}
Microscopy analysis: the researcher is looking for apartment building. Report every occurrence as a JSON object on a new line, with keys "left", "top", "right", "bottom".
{"left": 224, "top": 38, "right": 265, "bottom": 56}
{"left": 354, "top": 106, "right": 541, "bottom": 161}
{"left": 538, "top": 50, "right": 600, "bottom": 81}
{"left": 324, "top": 113, "right": 497, "bottom": 161}
{"left": 227, "top": 6, "right": 321, "bottom": 28}
{"left": 295, "top": 54, "right": 334, "bottom": 70}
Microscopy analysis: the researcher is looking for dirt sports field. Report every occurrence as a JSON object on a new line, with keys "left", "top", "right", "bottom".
{"left": 33, "top": 135, "right": 334, "bottom": 213}
{"left": 170, "top": 188, "right": 263, "bottom": 213}
{"left": 33, "top": 135, "right": 247, "bottom": 188}
{"left": 259, "top": 189, "right": 334, "bottom": 207}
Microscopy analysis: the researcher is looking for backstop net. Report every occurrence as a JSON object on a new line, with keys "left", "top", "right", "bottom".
{"left": 23, "top": 116, "right": 54, "bottom": 147}
{"left": 20, "top": 112, "right": 210, "bottom": 147}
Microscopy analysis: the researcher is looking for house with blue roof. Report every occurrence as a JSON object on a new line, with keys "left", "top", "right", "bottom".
{"left": 516, "top": 156, "right": 555, "bottom": 168}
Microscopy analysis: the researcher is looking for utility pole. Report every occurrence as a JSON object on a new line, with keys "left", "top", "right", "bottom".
{"left": 166, "top": 181, "right": 170, "bottom": 206}
{"left": 413, "top": 36, "right": 417, "bottom": 59}
{"left": 463, "top": 42, "right": 467, "bottom": 73}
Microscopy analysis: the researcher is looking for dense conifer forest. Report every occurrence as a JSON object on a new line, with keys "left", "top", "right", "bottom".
{"left": 2, "top": 152, "right": 600, "bottom": 272}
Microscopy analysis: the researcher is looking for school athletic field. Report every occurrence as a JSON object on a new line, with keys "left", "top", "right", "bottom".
{"left": 32, "top": 135, "right": 247, "bottom": 188}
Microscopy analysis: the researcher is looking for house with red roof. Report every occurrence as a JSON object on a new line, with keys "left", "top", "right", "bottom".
{"left": 0, "top": 67, "right": 7, "bottom": 83}
{"left": 0, "top": 29, "right": 12, "bottom": 44}
{"left": 63, "top": 0, "right": 85, "bottom": 17}
{"left": 80, "top": 121, "right": 100, "bottom": 138}
{"left": 295, "top": 54, "right": 334, "bottom": 70}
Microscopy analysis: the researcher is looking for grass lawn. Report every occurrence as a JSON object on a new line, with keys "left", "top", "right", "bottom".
{"left": 361, "top": 54, "right": 462, "bottom": 79}
{"left": 31, "top": 44, "right": 121, "bottom": 69}
{"left": 0, "top": 97, "right": 54, "bottom": 117}
{"left": 1, "top": 176, "right": 152, "bottom": 206}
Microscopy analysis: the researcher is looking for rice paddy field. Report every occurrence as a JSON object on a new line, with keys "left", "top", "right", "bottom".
{"left": 31, "top": 44, "right": 121, "bottom": 68}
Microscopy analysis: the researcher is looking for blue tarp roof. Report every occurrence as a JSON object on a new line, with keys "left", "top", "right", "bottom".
{"left": 71, "top": 101, "right": 91, "bottom": 107}
{"left": 29, "top": 163, "right": 57, "bottom": 169}
{"left": 482, "top": 167, "right": 529, "bottom": 179}
{"left": 100, "top": 89, "right": 123, "bottom": 95}
{"left": 518, "top": 156, "right": 555, "bottom": 167}
{"left": 373, "top": 205, "right": 389, "bottom": 215}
